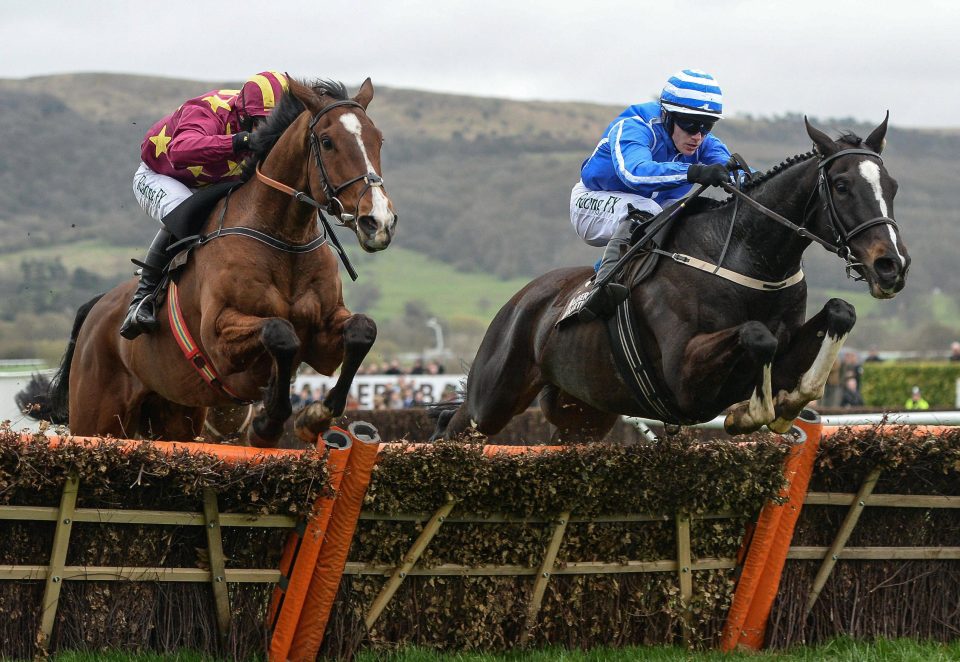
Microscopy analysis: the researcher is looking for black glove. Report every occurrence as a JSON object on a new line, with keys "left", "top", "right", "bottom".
{"left": 687, "top": 163, "right": 730, "bottom": 187}
{"left": 232, "top": 131, "right": 252, "bottom": 153}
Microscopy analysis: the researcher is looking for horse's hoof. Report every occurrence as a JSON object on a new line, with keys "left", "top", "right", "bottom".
{"left": 294, "top": 402, "right": 334, "bottom": 445}
{"left": 767, "top": 418, "right": 793, "bottom": 434}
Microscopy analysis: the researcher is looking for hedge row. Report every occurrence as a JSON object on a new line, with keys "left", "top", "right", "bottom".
{"left": 1, "top": 423, "right": 958, "bottom": 658}
{"left": 0, "top": 427, "right": 330, "bottom": 660}
{"left": 861, "top": 361, "right": 960, "bottom": 407}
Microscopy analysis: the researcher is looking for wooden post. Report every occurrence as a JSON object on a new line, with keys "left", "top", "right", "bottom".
{"left": 38, "top": 473, "right": 79, "bottom": 650}
{"left": 519, "top": 511, "right": 570, "bottom": 647}
{"left": 675, "top": 512, "right": 693, "bottom": 645}
{"left": 364, "top": 498, "right": 457, "bottom": 630}
{"left": 803, "top": 465, "right": 883, "bottom": 617}
{"left": 203, "top": 488, "right": 231, "bottom": 645}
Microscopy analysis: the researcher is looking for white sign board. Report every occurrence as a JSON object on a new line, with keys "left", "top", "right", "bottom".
{"left": 295, "top": 374, "right": 465, "bottom": 410}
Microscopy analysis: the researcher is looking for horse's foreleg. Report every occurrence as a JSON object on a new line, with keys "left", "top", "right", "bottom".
{"left": 768, "top": 298, "right": 856, "bottom": 433}
{"left": 248, "top": 318, "right": 300, "bottom": 448}
{"left": 295, "top": 313, "right": 376, "bottom": 444}
{"left": 676, "top": 322, "right": 779, "bottom": 435}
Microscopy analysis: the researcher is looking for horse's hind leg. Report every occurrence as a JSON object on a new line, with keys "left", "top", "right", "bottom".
{"left": 768, "top": 298, "right": 856, "bottom": 433}
{"left": 439, "top": 344, "right": 543, "bottom": 440}
{"left": 539, "top": 384, "right": 619, "bottom": 444}
{"left": 248, "top": 318, "right": 301, "bottom": 448}
{"left": 296, "top": 313, "right": 376, "bottom": 444}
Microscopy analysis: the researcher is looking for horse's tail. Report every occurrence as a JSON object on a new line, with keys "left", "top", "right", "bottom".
{"left": 27, "top": 294, "right": 106, "bottom": 424}
{"left": 14, "top": 372, "right": 56, "bottom": 421}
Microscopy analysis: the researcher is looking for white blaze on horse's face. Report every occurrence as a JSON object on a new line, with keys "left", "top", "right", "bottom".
{"left": 339, "top": 112, "right": 395, "bottom": 251}
{"left": 858, "top": 160, "right": 906, "bottom": 269}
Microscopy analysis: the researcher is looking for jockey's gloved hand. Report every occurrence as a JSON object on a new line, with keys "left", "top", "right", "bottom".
{"left": 687, "top": 163, "right": 731, "bottom": 187}
{"left": 232, "top": 131, "right": 252, "bottom": 153}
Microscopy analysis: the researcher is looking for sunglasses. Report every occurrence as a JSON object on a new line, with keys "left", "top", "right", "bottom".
{"left": 673, "top": 115, "right": 716, "bottom": 136}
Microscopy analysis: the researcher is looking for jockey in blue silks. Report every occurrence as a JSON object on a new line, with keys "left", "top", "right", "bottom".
{"left": 572, "top": 69, "right": 737, "bottom": 321}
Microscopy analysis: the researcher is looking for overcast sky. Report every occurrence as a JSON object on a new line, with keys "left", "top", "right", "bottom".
{"left": 2, "top": 0, "right": 956, "bottom": 129}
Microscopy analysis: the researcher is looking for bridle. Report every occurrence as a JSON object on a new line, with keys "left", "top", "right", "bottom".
{"left": 805, "top": 148, "right": 899, "bottom": 264}
{"left": 305, "top": 99, "right": 385, "bottom": 222}
{"left": 251, "top": 98, "right": 389, "bottom": 280}
{"left": 721, "top": 148, "right": 899, "bottom": 280}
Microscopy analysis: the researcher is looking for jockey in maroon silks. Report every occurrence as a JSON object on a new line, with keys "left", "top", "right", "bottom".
{"left": 122, "top": 71, "right": 289, "bottom": 340}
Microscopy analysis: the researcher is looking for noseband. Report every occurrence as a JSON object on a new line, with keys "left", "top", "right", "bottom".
{"left": 307, "top": 99, "right": 385, "bottom": 222}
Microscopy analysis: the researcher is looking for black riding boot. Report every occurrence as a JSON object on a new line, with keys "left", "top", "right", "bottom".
{"left": 119, "top": 228, "right": 174, "bottom": 340}
{"left": 577, "top": 218, "right": 637, "bottom": 323}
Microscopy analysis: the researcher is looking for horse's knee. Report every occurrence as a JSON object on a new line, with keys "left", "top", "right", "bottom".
{"left": 738, "top": 321, "right": 778, "bottom": 366}
{"left": 343, "top": 314, "right": 377, "bottom": 349}
{"left": 823, "top": 298, "right": 857, "bottom": 338}
{"left": 260, "top": 318, "right": 299, "bottom": 359}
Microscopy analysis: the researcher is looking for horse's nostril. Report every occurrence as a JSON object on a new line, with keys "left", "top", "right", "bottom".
{"left": 391, "top": 214, "right": 398, "bottom": 230}
{"left": 357, "top": 215, "right": 378, "bottom": 235}
{"left": 874, "top": 257, "right": 898, "bottom": 276}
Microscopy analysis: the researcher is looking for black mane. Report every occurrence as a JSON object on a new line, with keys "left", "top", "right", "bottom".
{"left": 686, "top": 130, "right": 865, "bottom": 214}
{"left": 241, "top": 79, "right": 349, "bottom": 181}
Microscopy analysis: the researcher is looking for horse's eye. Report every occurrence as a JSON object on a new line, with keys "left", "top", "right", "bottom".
{"left": 320, "top": 136, "right": 333, "bottom": 150}
{"left": 835, "top": 180, "right": 849, "bottom": 193}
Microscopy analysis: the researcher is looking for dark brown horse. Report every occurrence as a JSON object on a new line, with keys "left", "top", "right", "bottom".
{"left": 434, "top": 116, "right": 909, "bottom": 442}
{"left": 31, "top": 78, "right": 397, "bottom": 446}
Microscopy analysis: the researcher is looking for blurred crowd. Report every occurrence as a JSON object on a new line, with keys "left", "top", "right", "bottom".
{"left": 821, "top": 340, "right": 960, "bottom": 409}
{"left": 356, "top": 358, "right": 446, "bottom": 376}
{"left": 290, "top": 357, "right": 457, "bottom": 411}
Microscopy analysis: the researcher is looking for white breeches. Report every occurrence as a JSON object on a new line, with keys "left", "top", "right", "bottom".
{"left": 569, "top": 180, "right": 663, "bottom": 246}
{"left": 132, "top": 162, "right": 193, "bottom": 224}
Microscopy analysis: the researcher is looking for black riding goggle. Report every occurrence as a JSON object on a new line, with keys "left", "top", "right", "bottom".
{"left": 673, "top": 114, "right": 717, "bottom": 136}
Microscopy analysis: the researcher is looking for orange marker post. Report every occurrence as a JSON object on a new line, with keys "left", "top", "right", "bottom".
{"left": 287, "top": 422, "right": 382, "bottom": 662}
{"left": 268, "top": 428, "right": 353, "bottom": 662}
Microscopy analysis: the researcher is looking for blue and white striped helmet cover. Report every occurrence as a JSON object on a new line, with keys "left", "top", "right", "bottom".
{"left": 660, "top": 69, "right": 723, "bottom": 118}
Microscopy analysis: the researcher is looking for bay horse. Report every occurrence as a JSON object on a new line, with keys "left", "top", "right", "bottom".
{"left": 33, "top": 78, "right": 397, "bottom": 447}
{"left": 434, "top": 116, "right": 909, "bottom": 442}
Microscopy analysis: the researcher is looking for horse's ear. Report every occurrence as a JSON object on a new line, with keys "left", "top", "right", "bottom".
{"left": 354, "top": 77, "right": 374, "bottom": 110}
{"left": 805, "top": 116, "right": 838, "bottom": 158}
{"left": 865, "top": 111, "right": 889, "bottom": 154}
{"left": 289, "top": 78, "right": 320, "bottom": 108}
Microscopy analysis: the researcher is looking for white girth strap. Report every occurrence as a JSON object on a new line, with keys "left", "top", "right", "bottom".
{"left": 668, "top": 253, "right": 805, "bottom": 291}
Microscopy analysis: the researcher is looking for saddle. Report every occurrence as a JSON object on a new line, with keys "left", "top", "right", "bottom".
{"left": 558, "top": 202, "right": 681, "bottom": 326}
{"left": 144, "top": 181, "right": 244, "bottom": 308}
{"left": 161, "top": 180, "right": 243, "bottom": 241}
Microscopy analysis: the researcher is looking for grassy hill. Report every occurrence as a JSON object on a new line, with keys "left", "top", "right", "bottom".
{"left": 1, "top": 73, "right": 958, "bottom": 363}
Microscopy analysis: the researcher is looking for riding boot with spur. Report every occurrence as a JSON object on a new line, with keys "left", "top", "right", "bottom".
{"left": 577, "top": 218, "right": 637, "bottom": 323}
{"left": 119, "top": 228, "right": 174, "bottom": 340}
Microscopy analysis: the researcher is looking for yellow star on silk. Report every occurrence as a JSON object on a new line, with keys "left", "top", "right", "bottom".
{"left": 225, "top": 160, "right": 243, "bottom": 177}
{"left": 148, "top": 125, "right": 172, "bottom": 158}
{"left": 203, "top": 94, "right": 232, "bottom": 113}
{"left": 187, "top": 165, "right": 206, "bottom": 179}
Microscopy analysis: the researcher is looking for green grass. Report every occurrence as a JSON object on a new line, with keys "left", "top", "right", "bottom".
{"left": 0, "top": 241, "right": 531, "bottom": 326}
{"left": 0, "top": 240, "right": 136, "bottom": 278}
{"left": 343, "top": 245, "right": 531, "bottom": 323}
{"left": 39, "top": 638, "right": 960, "bottom": 662}
{"left": 352, "top": 638, "right": 960, "bottom": 661}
